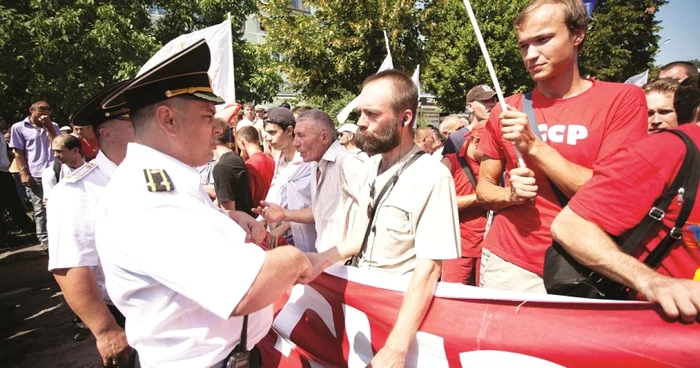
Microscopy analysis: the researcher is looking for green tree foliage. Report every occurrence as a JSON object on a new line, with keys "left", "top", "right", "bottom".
{"left": 580, "top": 0, "right": 668, "bottom": 81}
{"left": 0, "top": 1, "right": 158, "bottom": 123}
{"left": 420, "top": 0, "right": 529, "bottom": 113}
{"left": 0, "top": 0, "right": 280, "bottom": 125}
{"left": 259, "top": 0, "right": 423, "bottom": 109}
{"left": 420, "top": 0, "right": 668, "bottom": 113}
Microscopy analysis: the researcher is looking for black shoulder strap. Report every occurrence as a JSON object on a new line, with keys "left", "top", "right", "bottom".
{"left": 350, "top": 151, "right": 426, "bottom": 266}
{"left": 456, "top": 155, "right": 477, "bottom": 188}
{"left": 522, "top": 92, "right": 569, "bottom": 205}
{"left": 53, "top": 160, "right": 61, "bottom": 183}
{"left": 635, "top": 130, "right": 699, "bottom": 267}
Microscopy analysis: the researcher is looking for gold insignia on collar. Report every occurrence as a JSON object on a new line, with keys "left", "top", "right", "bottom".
{"left": 143, "top": 169, "right": 174, "bottom": 192}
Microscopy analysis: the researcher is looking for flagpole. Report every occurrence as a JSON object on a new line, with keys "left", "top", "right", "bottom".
{"left": 462, "top": 0, "right": 526, "bottom": 169}
{"left": 383, "top": 30, "right": 392, "bottom": 60}
{"left": 227, "top": 12, "right": 236, "bottom": 102}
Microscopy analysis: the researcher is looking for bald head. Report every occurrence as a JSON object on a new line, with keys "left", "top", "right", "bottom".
{"left": 414, "top": 126, "right": 436, "bottom": 154}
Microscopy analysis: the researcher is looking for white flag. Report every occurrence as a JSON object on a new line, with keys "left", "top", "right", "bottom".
{"left": 624, "top": 69, "right": 649, "bottom": 87}
{"left": 138, "top": 19, "right": 235, "bottom": 109}
{"left": 411, "top": 65, "right": 420, "bottom": 128}
{"left": 336, "top": 54, "right": 394, "bottom": 124}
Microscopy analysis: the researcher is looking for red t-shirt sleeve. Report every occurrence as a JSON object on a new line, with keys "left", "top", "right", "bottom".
{"left": 595, "top": 85, "right": 648, "bottom": 161}
{"left": 479, "top": 105, "right": 505, "bottom": 160}
{"left": 568, "top": 146, "right": 672, "bottom": 236}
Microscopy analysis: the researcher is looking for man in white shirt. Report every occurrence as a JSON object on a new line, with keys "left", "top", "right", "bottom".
{"left": 95, "top": 40, "right": 311, "bottom": 368}
{"left": 256, "top": 107, "right": 317, "bottom": 251}
{"left": 306, "top": 69, "right": 460, "bottom": 366}
{"left": 48, "top": 79, "right": 136, "bottom": 367}
{"left": 337, "top": 123, "right": 369, "bottom": 160}
{"left": 258, "top": 110, "right": 370, "bottom": 252}
{"left": 42, "top": 134, "right": 86, "bottom": 204}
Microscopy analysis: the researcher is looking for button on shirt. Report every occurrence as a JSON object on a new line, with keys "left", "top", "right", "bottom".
{"left": 312, "top": 141, "right": 370, "bottom": 252}
{"left": 95, "top": 143, "right": 272, "bottom": 368}
{"left": 9, "top": 118, "right": 59, "bottom": 177}
{"left": 356, "top": 145, "right": 461, "bottom": 276}
{"left": 47, "top": 151, "right": 116, "bottom": 302}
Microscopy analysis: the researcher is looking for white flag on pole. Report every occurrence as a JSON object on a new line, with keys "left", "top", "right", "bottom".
{"left": 411, "top": 65, "right": 421, "bottom": 128}
{"left": 624, "top": 69, "right": 649, "bottom": 87}
{"left": 138, "top": 18, "right": 235, "bottom": 109}
{"left": 336, "top": 32, "right": 394, "bottom": 125}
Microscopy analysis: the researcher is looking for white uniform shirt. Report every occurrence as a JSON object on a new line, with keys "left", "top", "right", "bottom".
{"left": 42, "top": 161, "right": 86, "bottom": 202}
{"left": 356, "top": 145, "right": 461, "bottom": 276}
{"left": 311, "top": 141, "right": 369, "bottom": 252}
{"left": 95, "top": 143, "right": 271, "bottom": 368}
{"left": 47, "top": 151, "right": 116, "bottom": 301}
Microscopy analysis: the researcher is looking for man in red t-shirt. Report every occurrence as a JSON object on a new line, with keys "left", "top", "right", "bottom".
{"left": 72, "top": 124, "right": 100, "bottom": 161}
{"left": 476, "top": 0, "right": 647, "bottom": 292}
{"left": 441, "top": 121, "right": 488, "bottom": 285}
{"left": 237, "top": 125, "right": 274, "bottom": 208}
{"left": 551, "top": 77, "right": 700, "bottom": 322}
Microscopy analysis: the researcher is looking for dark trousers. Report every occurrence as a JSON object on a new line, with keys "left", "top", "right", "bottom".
{"left": 0, "top": 171, "right": 34, "bottom": 244}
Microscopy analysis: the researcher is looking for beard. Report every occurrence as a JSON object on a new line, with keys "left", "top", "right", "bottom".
{"left": 355, "top": 118, "right": 401, "bottom": 155}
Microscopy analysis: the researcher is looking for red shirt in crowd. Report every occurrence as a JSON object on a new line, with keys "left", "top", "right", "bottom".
{"left": 444, "top": 145, "right": 487, "bottom": 258}
{"left": 569, "top": 124, "right": 700, "bottom": 279}
{"left": 245, "top": 152, "right": 275, "bottom": 208}
{"left": 79, "top": 136, "right": 100, "bottom": 161}
{"left": 479, "top": 80, "right": 648, "bottom": 275}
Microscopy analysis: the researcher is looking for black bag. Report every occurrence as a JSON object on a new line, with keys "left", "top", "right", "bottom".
{"left": 521, "top": 92, "right": 700, "bottom": 299}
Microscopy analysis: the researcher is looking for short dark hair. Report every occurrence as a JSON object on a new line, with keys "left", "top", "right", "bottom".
{"left": 515, "top": 0, "right": 589, "bottom": 53}
{"left": 54, "top": 134, "right": 82, "bottom": 153}
{"left": 215, "top": 118, "right": 231, "bottom": 145}
{"left": 237, "top": 125, "right": 260, "bottom": 144}
{"left": 660, "top": 61, "right": 700, "bottom": 80}
{"left": 674, "top": 77, "right": 700, "bottom": 125}
{"left": 363, "top": 69, "right": 418, "bottom": 121}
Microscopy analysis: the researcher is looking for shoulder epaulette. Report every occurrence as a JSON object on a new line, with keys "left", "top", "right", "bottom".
{"left": 62, "top": 162, "right": 98, "bottom": 184}
{"left": 143, "top": 169, "right": 174, "bottom": 192}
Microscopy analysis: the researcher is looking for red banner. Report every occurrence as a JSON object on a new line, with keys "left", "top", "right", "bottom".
{"left": 259, "top": 265, "right": 700, "bottom": 367}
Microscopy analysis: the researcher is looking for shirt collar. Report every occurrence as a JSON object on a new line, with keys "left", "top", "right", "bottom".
{"left": 125, "top": 142, "right": 202, "bottom": 191}
{"left": 320, "top": 140, "right": 342, "bottom": 163}
{"left": 93, "top": 150, "right": 119, "bottom": 179}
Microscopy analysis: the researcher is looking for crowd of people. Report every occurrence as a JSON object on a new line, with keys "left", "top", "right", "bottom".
{"left": 1, "top": 0, "right": 699, "bottom": 367}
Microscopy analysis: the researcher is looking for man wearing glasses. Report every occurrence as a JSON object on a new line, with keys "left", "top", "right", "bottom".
{"left": 9, "top": 101, "right": 59, "bottom": 250}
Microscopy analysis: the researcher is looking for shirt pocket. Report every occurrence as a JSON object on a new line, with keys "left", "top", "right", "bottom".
{"left": 373, "top": 205, "right": 414, "bottom": 259}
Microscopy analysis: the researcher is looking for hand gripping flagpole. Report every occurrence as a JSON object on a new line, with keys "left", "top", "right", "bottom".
{"left": 462, "top": 0, "right": 527, "bottom": 169}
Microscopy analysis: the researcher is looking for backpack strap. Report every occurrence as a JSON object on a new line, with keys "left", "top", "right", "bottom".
{"left": 456, "top": 155, "right": 477, "bottom": 189}
{"left": 640, "top": 129, "right": 700, "bottom": 268}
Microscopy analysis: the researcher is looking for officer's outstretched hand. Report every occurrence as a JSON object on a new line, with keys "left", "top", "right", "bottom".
{"left": 508, "top": 167, "right": 537, "bottom": 204}
{"left": 295, "top": 252, "right": 316, "bottom": 284}
{"left": 500, "top": 104, "right": 539, "bottom": 153}
{"left": 96, "top": 327, "right": 132, "bottom": 367}
{"left": 229, "top": 210, "right": 266, "bottom": 245}
{"left": 298, "top": 252, "right": 330, "bottom": 284}
{"left": 637, "top": 274, "right": 700, "bottom": 323}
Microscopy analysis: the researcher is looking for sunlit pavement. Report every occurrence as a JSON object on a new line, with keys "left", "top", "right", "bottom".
{"left": 0, "top": 244, "right": 100, "bottom": 367}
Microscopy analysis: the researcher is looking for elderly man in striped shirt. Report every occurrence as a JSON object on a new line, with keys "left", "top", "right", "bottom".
{"left": 258, "top": 109, "right": 369, "bottom": 252}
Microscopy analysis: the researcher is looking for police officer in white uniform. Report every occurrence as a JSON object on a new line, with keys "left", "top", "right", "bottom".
{"left": 95, "top": 40, "right": 312, "bottom": 368}
{"left": 48, "top": 80, "right": 137, "bottom": 367}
